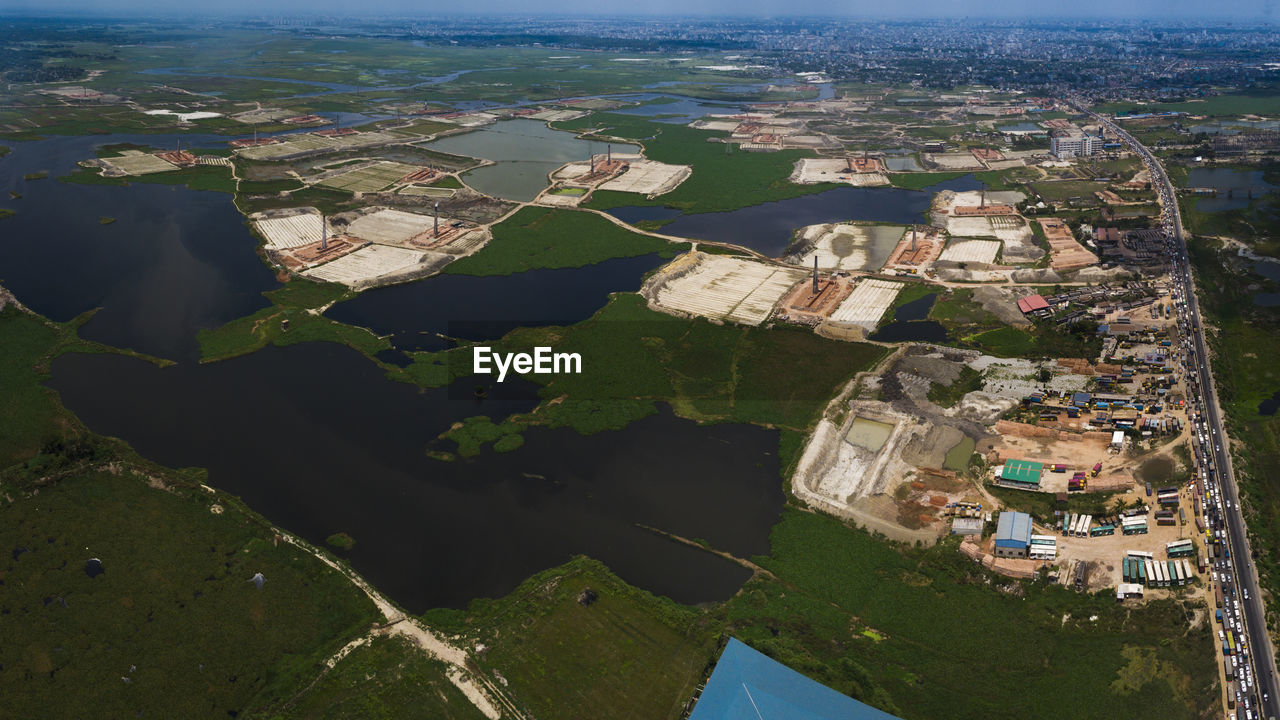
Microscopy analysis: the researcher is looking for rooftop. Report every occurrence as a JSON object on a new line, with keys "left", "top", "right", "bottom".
{"left": 689, "top": 638, "right": 901, "bottom": 720}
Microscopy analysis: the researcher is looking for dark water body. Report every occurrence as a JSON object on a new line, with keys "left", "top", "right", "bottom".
{"left": 608, "top": 175, "right": 982, "bottom": 257}
{"left": 1187, "top": 168, "right": 1277, "bottom": 213}
{"left": 869, "top": 292, "right": 947, "bottom": 342}
{"left": 327, "top": 254, "right": 667, "bottom": 351}
{"left": 1259, "top": 389, "right": 1280, "bottom": 416}
{"left": 614, "top": 94, "right": 744, "bottom": 124}
{"left": 49, "top": 345, "right": 776, "bottom": 611}
{"left": 1248, "top": 259, "right": 1280, "bottom": 307}
{"left": 0, "top": 135, "right": 277, "bottom": 362}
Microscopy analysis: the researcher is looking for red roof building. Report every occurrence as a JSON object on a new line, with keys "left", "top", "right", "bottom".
{"left": 1017, "top": 294, "right": 1050, "bottom": 314}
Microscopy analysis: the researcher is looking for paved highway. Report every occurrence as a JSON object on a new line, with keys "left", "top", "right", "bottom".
{"left": 1070, "top": 98, "right": 1278, "bottom": 720}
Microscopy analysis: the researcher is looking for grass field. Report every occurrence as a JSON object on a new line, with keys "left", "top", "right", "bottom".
{"left": 406, "top": 294, "right": 887, "bottom": 439}
{"left": 443, "top": 206, "right": 684, "bottom": 276}
{"left": 425, "top": 557, "right": 719, "bottom": 720}
{"left": 262, "top": 635, "right": 490, "bottom": 719}
{"left": 0, "top": 468, "right": 380, "bottom": 719}
{"left": 197, "top": 278, "right": 388, "bottom": 363}
{"left": 1100, "top": 90, "right": 1280, "bottom": 118}
{"left": 722, "top": 509, "right": 1218, "bottom": 720}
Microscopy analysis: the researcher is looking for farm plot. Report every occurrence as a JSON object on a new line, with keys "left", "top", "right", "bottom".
{"left": 253, "top": 211, "right": 325, "bottom": 250}
{"left": 317, "top": 162, "right": 420, "bottom": 193}
{"left": 939, "top": 238, "right": 1001, "bottom": 264}
{"left": 647, "top": 253, "right": 806, "bottom": 326}
{"left": 828, "top": 278, "right": 903, "bottom": 329}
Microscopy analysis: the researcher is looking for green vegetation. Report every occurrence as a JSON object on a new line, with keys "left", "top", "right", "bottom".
{"left": 0, "top": 467, "right": 380, "bottom": 719}
{"left": 549, "top": 186, "right": 587, "bottom": 196}
{"left": 442, "top": 416, "right": 527, "bottom": 458}
{"left": 444, "top": 206, "right": 684, "bottom": 276}
{"left": 0, "top": 145, "right": 9, "bottom": 157}
{"left": 271, "top": 635, "right": 490, "bottom": 719}
{"left": 98, "top": 216, "right": 116, "bottom": 225}
{"left": 433, "top": 174, "right": 464, "bottom": 189}
{"left": 23, "top": 171, "right": 49, "bottom": 181}
{"left": 927, "top": 366, "right": 983, "bottom": 408}
{"left": 238, "top": 178, "right": 305, "bottom": 194}
{"left": 197, "top": 279, "right": 388, "bottom": 363}
{"left": 886, "top": 171, "right": 967, "bottom": 190}
{"left": 986, "top": 484, "right": 1125, "bottom": 523}
{"left": 425, "top": 556, "right": 718, "bottom": 720}
{"left": 721, "top": 509, "right": 1217, "bottom": 720}
{"left": 1100, "top": 91, "right": 1280, "bottom": 117}
{"left": 433, "top": 294, "right": 887, "bottom": 437}
{"left": 60, "top": 164, "right": 238, "bottom": 194}
{"left": 1030, "top": 180, "right": 1106, "bottom": 204}
{"left": 326, "top": 532, "right": 356, "bottom": 550}
{"left": 552, "top": 113, "right": 839, "bottom": 214}
{"left": 0, "top": 208, "right": 13, "bottom": 220}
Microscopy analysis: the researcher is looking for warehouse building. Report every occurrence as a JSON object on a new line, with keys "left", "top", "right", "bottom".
{"left": 994, "top": 511, "right": 1034, "bottom": 558}
{"left": 997, "top": 460, "right": 1045, "bottom": 490}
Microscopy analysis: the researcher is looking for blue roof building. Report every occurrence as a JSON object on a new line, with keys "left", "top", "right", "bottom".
{"left": 994, "top": 511, "right": 1033, "bottom": 558}
{"left": 1071, "top": 392, "right": 1092, "bottom": 407}
{"left": 689, "top": 638, "right": 901, "bottom": 720}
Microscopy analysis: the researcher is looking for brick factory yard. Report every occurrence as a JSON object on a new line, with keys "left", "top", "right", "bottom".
{"left": 939, "top": 238, "right": 1002, "bottom": 264}
{"left": 345, "top": 208, "right": 441, "bottom": 244}
{"left": 828, "top": 278, "right": 903, "bottom": 330}
{"left": 252, "top": 209, "right": 325, "bottom": 250}
{"left": 303, "top": 244, "right": 443, "bottom": 287}
{"left": 597, "top": 157, "right": 691, "bottom": 196}
{"left": 789, "top": 223, "right": 905, "bottom": 272}
{"left": 642, "top": 252, "right": 806, "bottom": 326}
{"left": 98, "top": 152, "right": 179, "bottom": 176}
{"left": 790, "top": 158, "right": 889, "bottom": 186}
{"left": 1038, "top": 218, "right": 1100, "bottom": 271}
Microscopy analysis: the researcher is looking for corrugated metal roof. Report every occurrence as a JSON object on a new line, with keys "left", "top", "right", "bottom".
{"left": 689, "top": 638, "right": 901, "bottom": 720}
{"left": 995, "top": 511, "right": 1033, "bottom": 547}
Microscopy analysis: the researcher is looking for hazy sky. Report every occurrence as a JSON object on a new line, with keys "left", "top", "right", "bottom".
{"left": 3, "top": 0, "right": 1276, "bottom": 20}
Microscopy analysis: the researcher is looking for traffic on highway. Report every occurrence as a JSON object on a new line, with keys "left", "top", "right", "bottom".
{"left": 1075, "top": 99, "right": 1279, "bottom": 720}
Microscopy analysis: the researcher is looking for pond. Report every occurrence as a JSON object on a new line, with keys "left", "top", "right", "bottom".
{"left": 608, "top": 175, "right": 982, "bottom": 257}
{"left": 846, "top": 417, "right": 894, "bottom": 452}
{"left": 943, "top": 436, "right": 976, "bottom": 473}
{"left": 869, "top": 293, "right": 949, "bottom": 343}
{"left": 326, "top": 253, "right": 668, "bottom": 351}
{"left": 50, "top": 347, "right": 779, "bottom": 612}
{"left": 1187, "top": 167, "right": 1278, "bottom": 213}
{"left": 426, "top": 119, "right": 639, "bottom": 201}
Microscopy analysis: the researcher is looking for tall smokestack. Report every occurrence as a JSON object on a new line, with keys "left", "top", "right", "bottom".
{"left": 607, "top": 144, "right": 611, "bottom": 163}
{"left": 812, "top": 255, "right": 819, "bottom": 294}
{"left": 320, "top": 213, "right": 327, "bottom": 251}
{"left": 980, "top": 185, "right": 986, "bottom": 208}
{"left": 911, "top": 226, "right": 917, "bottom": 253}
{"left": 434, "top": 202, "right": 440, "bottom": 238}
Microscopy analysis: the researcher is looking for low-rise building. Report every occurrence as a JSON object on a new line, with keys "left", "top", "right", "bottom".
{"left": 994, "top": 511, "right": 1033, "bottom": 558}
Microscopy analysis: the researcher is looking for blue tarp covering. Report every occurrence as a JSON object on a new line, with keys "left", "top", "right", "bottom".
{"left": 688, "top": 638, "right": 901, "bottom": 720}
